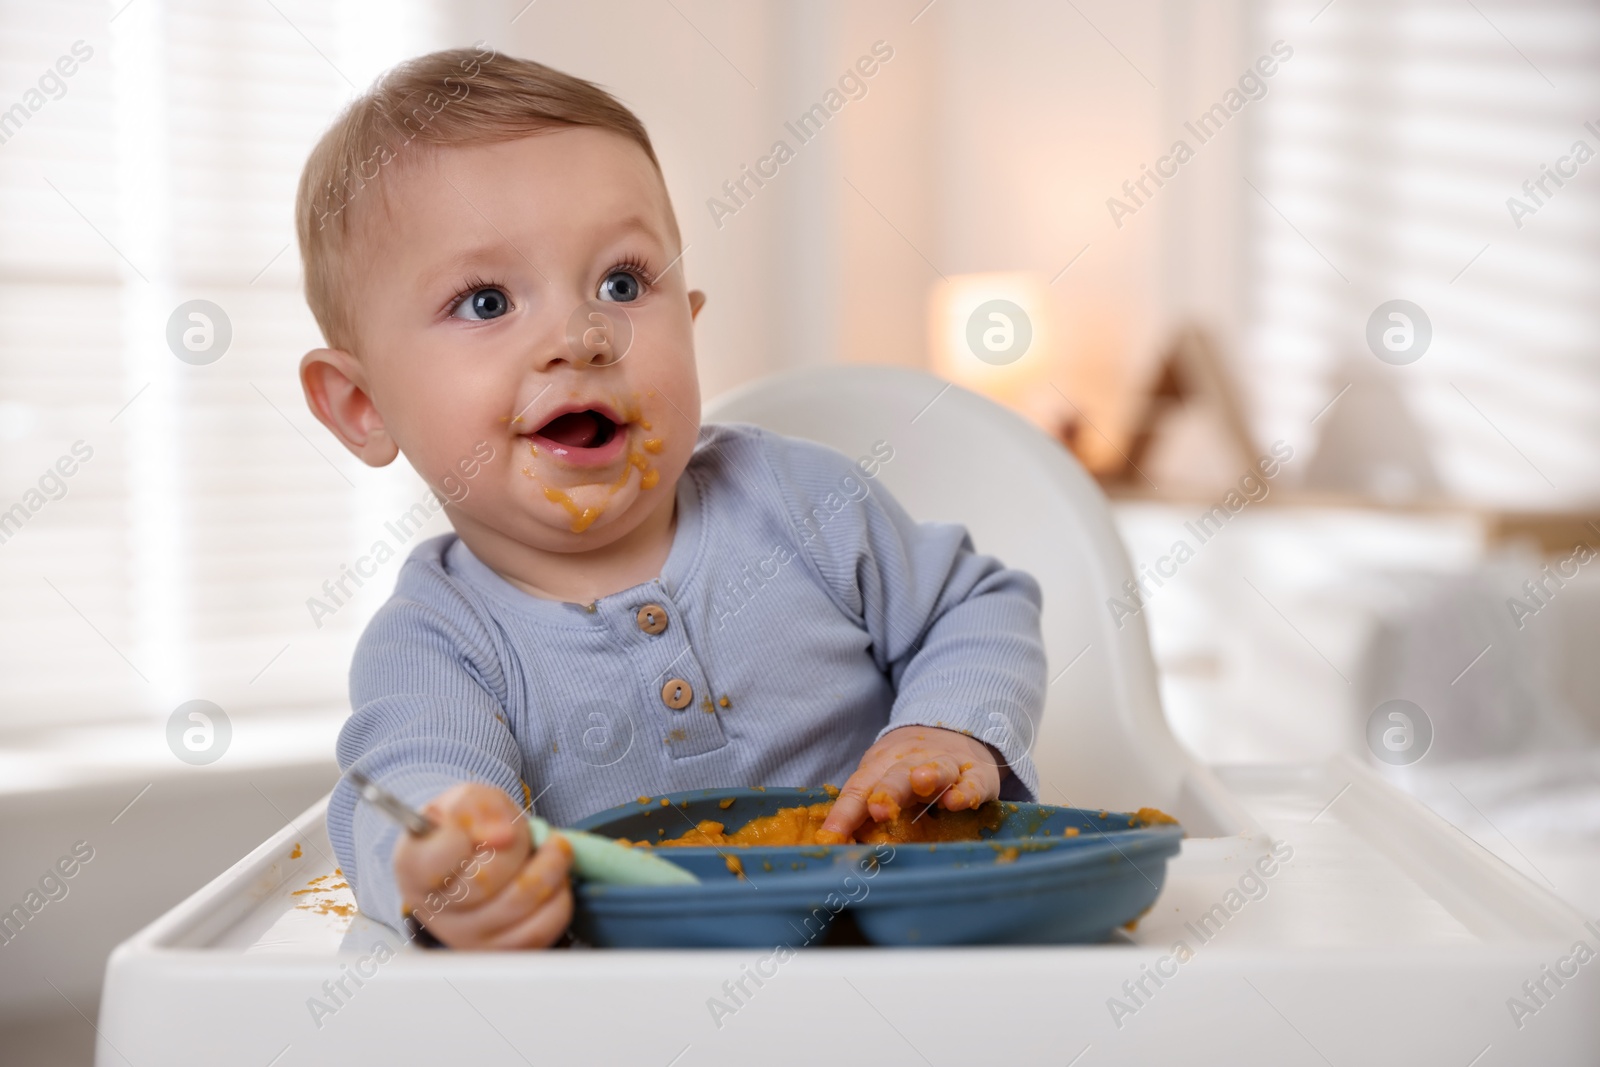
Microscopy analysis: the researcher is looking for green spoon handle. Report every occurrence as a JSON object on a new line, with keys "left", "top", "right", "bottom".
{"left": 528, "top": 815, "right": 699, "bottom": 886}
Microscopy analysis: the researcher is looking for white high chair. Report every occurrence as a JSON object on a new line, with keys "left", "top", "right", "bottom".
{"left": 98, "top": 367, "right": 1597, "bottom": 1065}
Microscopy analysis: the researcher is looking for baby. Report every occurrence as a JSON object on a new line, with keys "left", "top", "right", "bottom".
{"left": 296, "top": 47, "right": 1046, "bottom": 948}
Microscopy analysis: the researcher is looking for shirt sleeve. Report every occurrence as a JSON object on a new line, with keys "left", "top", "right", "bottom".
{"left": 327, "top": 572, "right": 524, "bottom": 933}
{"left": 757, "top": 430, "right": 1048, "bottom": 800}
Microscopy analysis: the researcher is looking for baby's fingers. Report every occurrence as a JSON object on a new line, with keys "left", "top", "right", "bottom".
{"left": 486, "top": 882, "right": 574, "bottom": 950}
{"left": 818, "top": 769, "right": 878, "bottom": 842}
{"left": 400, "top": 837, "right": 510, "bottom": 930}
{"left": 939, "top": 760, "right": 1000, "bottom": 811}
{"left": 395, "top": 784, "right": 530, "bottom": 927}
{"left": 430, "top": 835, "right": 575, "bottom": 949}
{"left": 396, "top": 822, "right": 485, "bottom": 910}
{"left": 427, "top": 786, "right": 523, "bottom": 850}
{"left": 867, "top": 754, "right": 964, "bottom": 823}
{"left": 863, "top": 758, "right": 916, "bottom": 823}
{"left": 906, "top": 754, "right": 964, "bottom": 803}
{"left": 396, "top": 820, "right": 470, "bottom": 887}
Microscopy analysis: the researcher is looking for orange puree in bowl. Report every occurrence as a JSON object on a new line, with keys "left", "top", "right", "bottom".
{"left": 642, "top": 800, "right": 1006, "bottom": 848}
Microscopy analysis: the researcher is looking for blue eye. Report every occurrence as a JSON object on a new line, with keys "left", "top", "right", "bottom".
{"left": 454, "top": 287, "right": 510, "bottom": 320}
{"left": 598, "top": 270, "right": 642, "bottom": 303}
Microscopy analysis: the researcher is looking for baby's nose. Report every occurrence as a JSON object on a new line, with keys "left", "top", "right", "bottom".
{"left": 562, "top": 299, "right": 635, "bottom": 368}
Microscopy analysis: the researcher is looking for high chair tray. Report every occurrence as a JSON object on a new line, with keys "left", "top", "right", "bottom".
{"left": 568, "top": 787, "right": 1184, "bottom": 947}
{"left": 96, "top": 759, "right": 1599, "bottom": 1066}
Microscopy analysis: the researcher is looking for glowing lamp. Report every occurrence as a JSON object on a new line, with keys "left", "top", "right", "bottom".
{"left": 927, "top": 272, "right": 1058, "bottom": 425}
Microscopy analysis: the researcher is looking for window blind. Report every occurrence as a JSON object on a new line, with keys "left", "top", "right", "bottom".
{"left": 1243, "top": 0, "right": 1600, "bottom": 508}
{"left": 0, "top": 0, "right": 454, "bottom": 731}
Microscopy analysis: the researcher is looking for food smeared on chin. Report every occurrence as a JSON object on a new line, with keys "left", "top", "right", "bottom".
{"left": 543, "top": 485, "right": 602, "bottom": 533}
{"left": 623, "top": 799, "right": 1007, "bottom": 849}
{"left": 512, "top": 396, "right": 664, "bottom": 531}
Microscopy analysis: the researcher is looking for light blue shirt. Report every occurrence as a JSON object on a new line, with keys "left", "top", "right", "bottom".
{"left": 330, "top": 423, "right": 1046, "bottom": 930}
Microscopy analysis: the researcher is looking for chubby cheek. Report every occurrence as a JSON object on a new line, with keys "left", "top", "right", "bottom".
{"left": 630, "top": 334, "right": 701, "bottom": 438}
{"left": 379, "top": 368, "right": 507, "bottom": 497}
{"left": 639, "top": 429, "right": 694, "bottom": 504}
{"left": 632, "top": 397, "right": 696, "bottom": 495}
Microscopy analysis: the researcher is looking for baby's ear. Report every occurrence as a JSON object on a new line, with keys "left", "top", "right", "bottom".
{"left": 688, "top": 289, "right": 706, "bottom": 321}
{"left": 299, "top": 348, "right": 400, "bottom": 467}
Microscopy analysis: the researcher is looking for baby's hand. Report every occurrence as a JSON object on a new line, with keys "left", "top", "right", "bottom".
{"left": 818, "top": 726, "right": 1005, "bottom": 842}
{"left": 393, "top": 782, "right": 573, "bottom": 949}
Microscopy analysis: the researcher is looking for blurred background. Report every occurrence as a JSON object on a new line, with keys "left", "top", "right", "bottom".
{"left": 2, "top": 0, "right": 1598, "bottom": 1061}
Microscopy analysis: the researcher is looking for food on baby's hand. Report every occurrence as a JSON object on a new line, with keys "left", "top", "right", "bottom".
{"left": 866, "top": 789, "right": 902, "bottom": 821}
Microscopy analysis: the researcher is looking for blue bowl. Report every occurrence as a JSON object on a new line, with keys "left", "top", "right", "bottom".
{"left": 567, "top": 788, "right": 1182, "bottom": 948}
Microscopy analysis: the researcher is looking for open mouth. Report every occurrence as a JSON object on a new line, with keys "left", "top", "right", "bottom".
{"left": 535, "top": 409, "right": 619, "bottom": 450}
{"left": 524, "top": 405, "right": 629, "bottom": 467}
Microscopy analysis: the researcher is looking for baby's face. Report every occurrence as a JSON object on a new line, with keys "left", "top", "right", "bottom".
{"left": 344, "top": 128, "right": 701, "bottom": 552}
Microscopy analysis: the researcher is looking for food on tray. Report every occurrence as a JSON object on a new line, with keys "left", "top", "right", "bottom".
{"left": 291, "top": 870, "right": 356, "bottom": 919}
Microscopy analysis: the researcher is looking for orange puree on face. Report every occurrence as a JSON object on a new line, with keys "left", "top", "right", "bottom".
{"left": 516, "top": 394, "right": 665, "bottom": 536}
{"left": 645, "top": 800, "right": 1006, "bottom": 848}
{"left": 543, "top": 486, "right": 601, "bottom": 532}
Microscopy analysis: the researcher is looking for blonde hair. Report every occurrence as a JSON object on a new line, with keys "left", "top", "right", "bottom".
{"left": 295, "top": 46, "right": 667, "bottom": 351}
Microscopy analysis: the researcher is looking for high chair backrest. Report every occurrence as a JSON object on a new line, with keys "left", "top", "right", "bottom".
{"left": 707, "top": 365, "right": 1225, "bottom": 826}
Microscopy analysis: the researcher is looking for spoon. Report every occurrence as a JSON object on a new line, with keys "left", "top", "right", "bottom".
{"left": 345, "top": 769, "right": 698, "bottom": 887}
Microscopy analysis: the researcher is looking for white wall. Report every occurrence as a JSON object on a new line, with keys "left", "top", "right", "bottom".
{"left": 482, "top": 0, "right": 1180, "bottom": 419}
